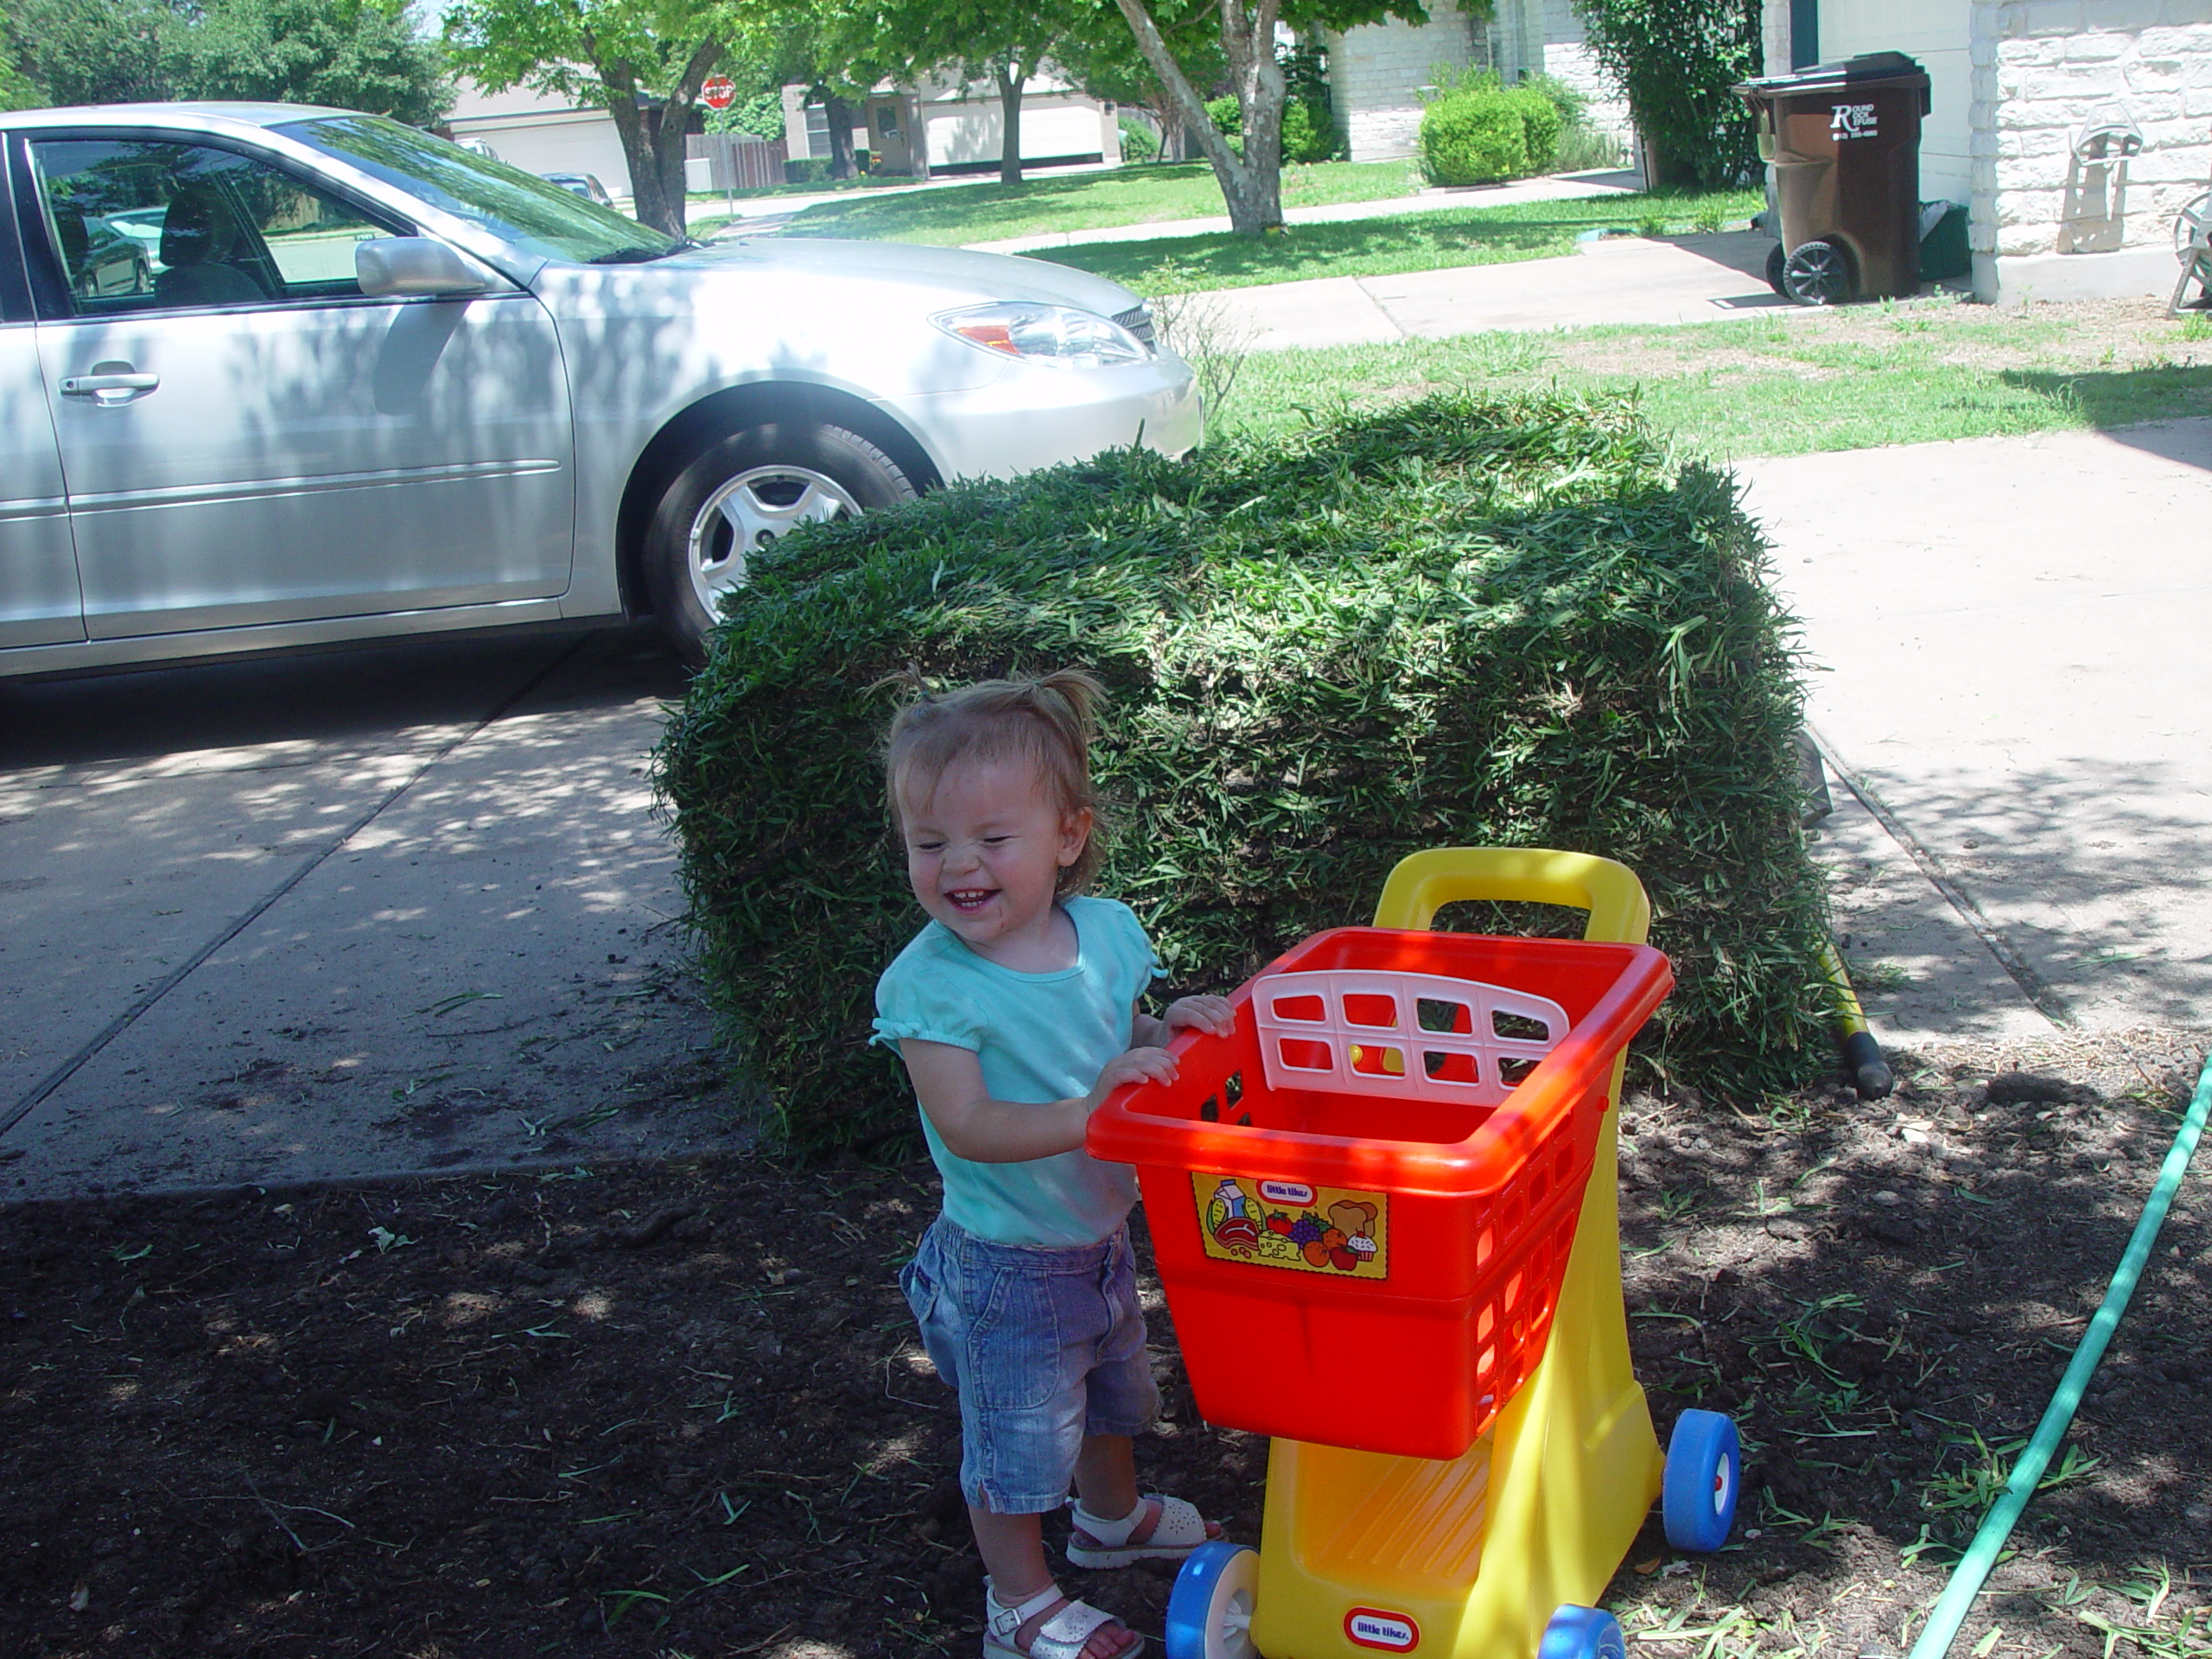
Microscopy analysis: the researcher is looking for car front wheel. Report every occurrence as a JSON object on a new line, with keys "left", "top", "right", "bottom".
{"left": 645, "top": 421, "right": 918, "bottom": 668}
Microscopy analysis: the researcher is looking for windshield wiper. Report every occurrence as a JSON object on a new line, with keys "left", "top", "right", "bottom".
{"left": 588, "top": 244, "right": 680, "bottom": 264}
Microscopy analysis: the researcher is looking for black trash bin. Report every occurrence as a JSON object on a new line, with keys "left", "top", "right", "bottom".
{"left": 1735, "top": 51, "right": 1931, "bottom": 304}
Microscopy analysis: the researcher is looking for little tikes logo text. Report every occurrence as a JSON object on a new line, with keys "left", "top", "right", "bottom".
{"left": 1345, "top": 1608, "right": 1421, "bottom": 1651}
{"left": 1831, "top": 103, "right": 1878, "bottom": 139}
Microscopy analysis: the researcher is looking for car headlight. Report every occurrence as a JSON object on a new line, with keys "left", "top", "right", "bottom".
{"left": 933, "top": 302, "right": 1151, "bottom": 370}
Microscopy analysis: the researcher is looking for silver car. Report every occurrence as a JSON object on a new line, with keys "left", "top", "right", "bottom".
{"left": 1, "top": 104, "right": 1201, "bottom": 673}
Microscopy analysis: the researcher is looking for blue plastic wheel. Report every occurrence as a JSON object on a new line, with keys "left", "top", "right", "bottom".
{"left": 1166, "top": 1540, "right": 1261, "bottom": 1659}
{"left": 1539, "top": 1604, "right": 1628, "bottom": 1659}
{"left": 1663, "top": 1408, "right": 1741, "bottom": 1552}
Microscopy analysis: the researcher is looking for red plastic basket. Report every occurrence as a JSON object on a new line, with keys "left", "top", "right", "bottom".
{"left": 1088, "top": 927, "right": 1671, "bottom": 1460}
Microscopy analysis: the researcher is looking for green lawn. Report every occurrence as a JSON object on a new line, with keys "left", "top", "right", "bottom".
{"left": 1212, "top": 302, "right": 2212, "bottom": 457}
{"left": 1039, "top": 188, "right": 1762, "bottom": 294}
{"left": 772, "top": 159, "right": 1427, "bottom": 245}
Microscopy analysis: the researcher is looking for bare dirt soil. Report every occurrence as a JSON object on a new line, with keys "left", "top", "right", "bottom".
{"left": 3, "top": 1029, "right": 2208, "bottom": 1659}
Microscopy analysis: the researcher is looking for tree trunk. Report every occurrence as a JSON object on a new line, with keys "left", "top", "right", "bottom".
{"left": 596, "top": 38, "right": 722, "bottom": 237}
{"left": 821, "top": 92, "right": 859, "bottom": 179}
{"left": 1110, "top": 0, "right": 1287, "bottom": 233}
{"left": 995, "top": 58, "right": 1025, "bottom": 185}
{"left": 603, "top": 72, "right": 674, "bottom": 233}
{"left": 650, "top": 105, "right": 690, "bottom": 236}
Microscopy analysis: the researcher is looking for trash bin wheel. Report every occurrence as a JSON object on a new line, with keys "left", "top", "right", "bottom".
{"left": 1540, "top": 1605, "right": 1629, "bottom": 1659}
{"left": 1783, "top": 239, "right": 1854, "bottom": 305}
{"left": 1662, "top": 1408, "right": 1742, "bottom": 1552}
{"left": 1764, "top": 242, "right": 1789, "bottom": 296}
{"left": 1166, "top": 1541, "right": 1260, "bottom": 1659}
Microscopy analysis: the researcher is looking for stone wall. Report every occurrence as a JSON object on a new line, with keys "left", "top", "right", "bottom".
{"left": 1970, "top": 0, "right": 2211, "bottom": 298}
{"left": 1491, "top": 0, "right": 1636, "bottom": 150}
{"left": 1327, "top": 0, "right": 1482, "bottom": 162}
{"left": 1328, "top": 0, "right": 1632, "bottom": 164}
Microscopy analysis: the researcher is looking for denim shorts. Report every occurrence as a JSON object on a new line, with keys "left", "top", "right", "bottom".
{"left": 900, "top": 1214, "right": 1160, "bottom": 1515}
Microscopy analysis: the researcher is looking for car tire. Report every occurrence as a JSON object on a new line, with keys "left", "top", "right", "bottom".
{"left": 645, "top": 421, "right": 918, "bottom": 668}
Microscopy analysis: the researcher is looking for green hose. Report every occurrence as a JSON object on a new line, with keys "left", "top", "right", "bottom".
{"left": 1904, "top": 1048, "right": 2211, "bottom": 1659}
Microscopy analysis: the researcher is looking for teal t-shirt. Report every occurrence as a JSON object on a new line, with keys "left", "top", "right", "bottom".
{"left": 872, "top": 895, "right": 1163, "bottom": 1248}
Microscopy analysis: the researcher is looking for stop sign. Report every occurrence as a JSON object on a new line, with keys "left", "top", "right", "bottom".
{"left": 702, "top": 74, "right": 735, "bottom": 111}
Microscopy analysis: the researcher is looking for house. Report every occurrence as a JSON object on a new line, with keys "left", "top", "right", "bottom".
{"left": 1325, "top": 0, "right": 1634, "bottom": 165}
{"left": 441, "top": 80, "right": 636, "bottom": 190}
{"left": 1771, "top": 1, "right": 2210, "bottom": 305}
{"left": 779, "top": 68, "right": 1121, "bottom": 179}
{"left": 1332, "top": 0, "right": 2207, "bottom": 307}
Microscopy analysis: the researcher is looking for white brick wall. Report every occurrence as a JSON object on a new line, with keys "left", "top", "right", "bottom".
{"left": 1329, "top": 0, "right": 1631, "bottom": 164}
{"left": 1970, "top": 0, "right": 2211, "bottom": 279}
{"left": 1328, "top": 0, "right": 1482, "bottom": 162}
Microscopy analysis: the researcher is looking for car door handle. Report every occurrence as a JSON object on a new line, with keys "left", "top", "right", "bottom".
{"left": 60, "top": 372, "right": 161, "bottom": 397}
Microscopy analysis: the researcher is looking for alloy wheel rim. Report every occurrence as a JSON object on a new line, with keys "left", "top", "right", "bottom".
{"left": 687, "top": 463, "right": 861, "bottom": 610}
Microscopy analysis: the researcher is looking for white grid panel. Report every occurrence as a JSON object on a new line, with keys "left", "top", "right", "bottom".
{"left": 1250, "top": 969, "right": 1571, "bottom": 1107}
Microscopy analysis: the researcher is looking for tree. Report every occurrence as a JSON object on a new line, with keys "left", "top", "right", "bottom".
{"left": 0, "top": 44, "right": 35, "bottom": 112}
{"left": 5, "top": 0, "right": 185, "bottom": 108}
{"left": 444, "top": 0, "right": 734, "bottom": 235}
{"left": 1572, "top": 0, "right": 1759, "bottom": 188}
{"left": 1100, "top": 0, "right": 1424, "bottom": 234}
{"left": 4, "top": 0, "right": 449, "bottom": 118}
{"left": 1055, "top": 4, "right": 1224, "bottom": 165}
{"left": 187, "top": 0, "right": 450, "bottom": 125}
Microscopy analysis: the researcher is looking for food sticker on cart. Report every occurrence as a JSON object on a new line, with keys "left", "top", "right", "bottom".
{"left": 1344, "top": 1608, "right": 1421, "bottom": 1651}
{"left": 1192, "top": 1173, "right": 1388, "bottom": 1278}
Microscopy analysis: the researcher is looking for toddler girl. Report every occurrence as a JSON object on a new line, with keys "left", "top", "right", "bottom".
{"left": 873, "top": 670, "right": 1234, "bottom": 1659}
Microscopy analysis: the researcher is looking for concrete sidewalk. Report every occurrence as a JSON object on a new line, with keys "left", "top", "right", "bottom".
{"left": 961, "top": 168, "right": 1643, "bottom": 254}
{"left": 1192, "top": 230, "right": 1792, "bottom": 349}
{"left": 1740, "top": 419, "right": 2212, "bottom": 1047}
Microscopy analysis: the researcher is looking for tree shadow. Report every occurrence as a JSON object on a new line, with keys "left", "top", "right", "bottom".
{"left": 1998, "top": 370, "right": 2212, "bottom": 447}
{"left": 0, "top": 624, "right": 677, "bottom": 772}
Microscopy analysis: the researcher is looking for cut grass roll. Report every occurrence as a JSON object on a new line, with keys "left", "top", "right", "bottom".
{"left": 653, "top": 391, "right": 1834, "bottom": 1160}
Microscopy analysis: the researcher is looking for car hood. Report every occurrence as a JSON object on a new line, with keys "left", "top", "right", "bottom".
{"left": 662, "top": 236, "right": 1143, "bottom": 318}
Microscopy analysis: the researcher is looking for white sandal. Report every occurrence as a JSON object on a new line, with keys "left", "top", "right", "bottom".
{"left": 983, "top": 1580, "right": 1142, "bottom": 1659}
{"left": 1065, "top": 1492, "right": 1215, "bottom": 1569}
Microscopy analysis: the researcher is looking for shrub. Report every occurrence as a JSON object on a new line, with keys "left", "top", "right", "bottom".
{"left": 1205, "top": 92, "right": 1244, "bottom": 158}
{"left": 1419, "top": 90, "right": 1529, "bottom": 185}
{"left": 1205, "top": 89, "right": 1338, "bottom": 163}
{"left": 1503, "top": 85, "right": 1562, "bottom": 173}
{"left": 1280, "top": 97, "right": 1339, "bottom": 163}
{"left": 1118, "top": 112, "right": 1160, "bottom": 164}
{"left": 1575, "top": 0, "right": 1761, "bottom": 188}
{"left": 654, "top": 392, "right": 1835, "bottom": 1162}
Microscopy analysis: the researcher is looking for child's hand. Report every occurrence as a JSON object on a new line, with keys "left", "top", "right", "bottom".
{"left": 1085, "top": 1045, "right": 1180, "bottom": 1109}
{"left": 1164, "top": 995, "right": 1236, "bottom": 1039}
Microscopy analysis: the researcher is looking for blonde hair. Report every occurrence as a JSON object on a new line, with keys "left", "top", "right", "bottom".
{"left": 881, "top": 669, "right": 1108, "bottom": 893}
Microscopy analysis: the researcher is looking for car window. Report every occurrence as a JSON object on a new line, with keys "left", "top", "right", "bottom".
{"left": 29, "top": 138, "right": 398, "bottom": 317}
{"left": 277, "top": 114, "right": 676, "bottom": 265}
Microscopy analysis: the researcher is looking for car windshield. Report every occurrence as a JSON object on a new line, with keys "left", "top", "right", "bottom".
{"left": 275, "top": 113, "right": 678, "bottom": 265}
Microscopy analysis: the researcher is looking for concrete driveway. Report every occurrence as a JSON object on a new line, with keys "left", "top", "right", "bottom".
{"left": 1740, "top": 417, "right": 2212, "bottom": 1047}
{"left": 0, "top": 626, "right": 736, "bottom": 1204}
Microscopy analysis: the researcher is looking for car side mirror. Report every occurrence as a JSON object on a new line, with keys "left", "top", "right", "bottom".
{"left": 356, "top": 237, "right": 495, "bottom": 297}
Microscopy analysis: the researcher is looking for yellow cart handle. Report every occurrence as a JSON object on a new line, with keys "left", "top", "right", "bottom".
{"left": 1371, "top": 847, "right": 1651, "bottom": 946}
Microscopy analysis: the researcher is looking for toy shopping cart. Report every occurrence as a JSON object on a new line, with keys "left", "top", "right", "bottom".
{"left": 1088, "top": 849, "right": 1744, "bottom": 1659}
